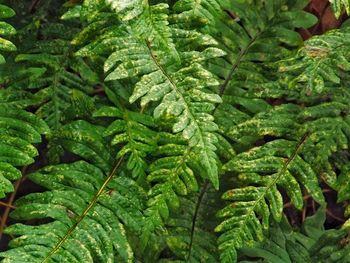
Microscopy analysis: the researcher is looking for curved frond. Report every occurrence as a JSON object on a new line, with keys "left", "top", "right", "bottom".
{"left": 0, "top": 161, "right": 146, "bottom": 262}
{"left": 75, "top": 0, "right": 225, "bottom": 189}
{"left": 277, "top": 27, "right": 350, "bottom": 94}
{"left": 214, "top": 21, "right": 350, "bottom": 261}
{"left": 6, "top": 22, "right": 98, "bottom": 126}
{"left": 216, "top": 134, "right": 324, "bottom": 262}
{"left": 141, "top": 132, "right": 199, "bottom": 248}
{"left": 0, "top": 103, "right": 49, "bottom": 197}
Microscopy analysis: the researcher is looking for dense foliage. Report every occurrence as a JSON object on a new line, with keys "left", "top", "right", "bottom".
{"left": 1, "top": 0, "right": 350, "bottom": 262}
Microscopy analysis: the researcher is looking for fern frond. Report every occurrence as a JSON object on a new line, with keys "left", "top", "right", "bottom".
{"left": 0, "top": 4, "right": 16, "bottom": 63}
{"left": 210, "top": 0, "right": 318, "bottom": 160}
{"left": 0, "top": 102, "right": 49, "bottom": 197}
{"left": 330, "top": 0, "right": 350, "bottom": 18}
{"left": 207, "top": 0, "right": 317, "bottom": 90}
{"left": 1, "top": 21, "right": 100, "bottom": 162}
{"left": 207, "top": 1, "right": 318, "bottom": 149}
{"left": 3, "top": 1, "right": 350, "bottom": 263}
{"left": 216, "top": 133, "right": 325, "bottom": 262}
{"left": 160, "top": 185, "right": 220, "bottom": 262}
{"left": 75, "top": 0, "right": 225, "bottom": 189}
{"left": 0, "top": 20, "right": 101, "bottom": 164}
{"left": 142, "top": 59, "right": 222, "bottom": 189}
{"left": 299, "top": 100, "right": 350, "bottom": 187}
{"left": 171, "top": 0, "right": 223, "bottom": 31}
{"left": 141, "top": 132, "right": 199, "bottom": 248}
{"left": 0, "top": 161, "right": 146, "bottom": 262}
{"left": 10, "top": 23, "right": 98, "bottom": 126}
{"left": 94, "top": 105, "right": 157, "bottom": 181}
{"left": 277, "top": 27, "right": 350, "bottom": 95}
{"left": 50, "top": 120, "right": 113, "bottom": 173}
{"left": 270, "top": 27, "right": 350, "bottom": 185}
{"left": 239, "top": 206, "right": 350, "bottom": 263}
{"left": 217, "top": 98, "right": 350, "bottom": 257}
{"left": 0, "top": 83, "right": 145, "bottom": 261}
{"left": 214, "top": 22, "right": 350, "bottom": 262}
{"left": 106, "top": 0, "right": 144, "bottom": 21}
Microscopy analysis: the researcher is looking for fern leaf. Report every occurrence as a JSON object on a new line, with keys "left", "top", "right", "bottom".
{"left": 0, "top": 104, "right": 49, "bottom": 197}
{"left": 16, "top": 40, "right": 96, "bottom": 129}
{"left": 0, "top": 4, "right": 16, "bottom": 63}
{"left": 140, "top": 132, "right": 199, "bottom": 247}
{"left": 10, "top": 23, "right": 98, "bottom": 128}
{"left": 216, "top": 135, "right": 324, "bottom": 262}
{"left": 330, "top": 0, "right": 350, "bottom": 18}
{"left": 94, "top": 105, "right": 157, "bottom": 181}
{"left": 160, "top": 186, "right": 220, "bottom": 262}
{"left": 50, "top": 120, "right": 113, "bottom": 173}
{"left": 277, "top": 27, "right": 350, "bottom": 94}
{"left": 76, "top": 1, "right": 225, "bottom": 189}
{"left": 271, "top": 27, "right": 350, "bottom": 185}
{"left": 3, "top": 2, "right": 350, "bottom": 263}
{"left": 239, "top": 206, "right": 350, "bottom": 263}
{"left": 0, "top": 161, "right": 146, "bottom": 262}
{"left": 204, "top": 0, "right": 317, "bottom": 112}
{"left": 106, "top": 0, "right": 144, "bottom": 21}
{"left": 1, "top": 22, "right": 99, "bottom": 162}
{"left": 213, "top": 23, "right": 350, "bottom": 261}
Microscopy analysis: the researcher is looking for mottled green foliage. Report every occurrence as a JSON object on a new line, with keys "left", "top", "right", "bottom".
{"left": 1, "top": 22, "right": 98, "bottom": 163}
{"left": 0, "top": 161, "right": 146, "bottom": 262}
{"left": 216, "top": 137, "right": 325, "bottom": 261}
{"left": 0, "top": 4, "right": 16, "bottom": 63}
{"left": 75, "top": 0, "right": 225, "bottom": 190}
{"left": 216, "top": 26, "right": 350, "bottom": 260}
{"left": 239, "top": 206, "right": 350, "bottom": 263}
{"left": 51, "top": 120, "right": 113, "bottom": 172}
{"left": 162, "top": 189, "right": 220, "bottom": 262}
{"left": 13, "top": 47, "right": 97, "bottom": 125}
{"left": 277, "top": 27, "right": 350, "bottom": 94}
{"left": 330, "top": 0, "right": 350, "bottom": 18}
{"left": 94, "top": 105, "right": 157, "bottom": 180}
{"left": 1, "top": 0, "right": 350, "bottom": 263}
{"left": 0, "top": 103, "right": 48, "bottom": 198}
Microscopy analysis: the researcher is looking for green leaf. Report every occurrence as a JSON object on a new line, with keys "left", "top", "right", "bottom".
{"left": 0, "top": 4, "right": 15, "bottom": 19}
{"left": 0, "top": 161, "right": 146, "bottom": 262}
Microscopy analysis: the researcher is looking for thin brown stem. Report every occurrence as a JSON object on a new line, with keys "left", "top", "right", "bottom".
{"left": 311, "top": 199, "right": 316, "bottom": 213}
{"left": 0, "top": 201, "right": 16, "bottom": 209}
{"left": 91, "top": 86, "right": 105, "bottom": 95}
{"left": 283, "top": 189, "right": 331, "bottom": 209}
{"left": 326, "top": 210, "right": 345, "bottom": 223}
{"left": 302, "top": 205, "right": 307, "bottom": 223}
{"left": 0, "top": 166, "right": 27, "bottom": 239}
